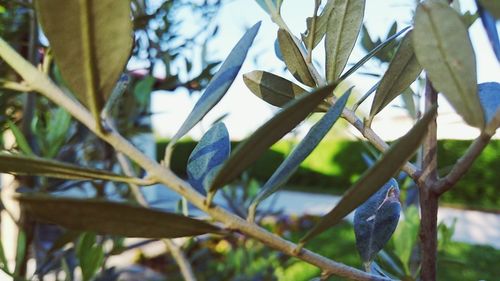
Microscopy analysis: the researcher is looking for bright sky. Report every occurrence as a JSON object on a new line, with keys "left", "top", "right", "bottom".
{"left": 150, "top": 0, "right": 500, "bottom": 141}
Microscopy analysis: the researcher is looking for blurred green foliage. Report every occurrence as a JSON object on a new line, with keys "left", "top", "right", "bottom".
{"left": 140, "top": 216, "right": 500, "bottom": 281}
{"left": 158, "top": 139, "right": 500, "bottom": 210}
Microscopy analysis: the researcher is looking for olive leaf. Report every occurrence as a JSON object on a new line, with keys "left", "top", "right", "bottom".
{"left": 300, "top": 106, "right": 436, "bottom": 245}
{"left": 170, "top": 22, "right": 261, "bottom": 145}
{"left": 248, "top": 88, "right": 351, "bottom": 221}
{"left": 369, "top": 31, "right": 422, "bottom": 119}
{"left": 354, "top": 179, "right": 401, "bottom": 266}
{"left": 302, "top": 0, "right": 336, "bottom": 49}
{"left": 278, "top": 29, "right": 316, "bottom": 87}
{"left": 36, "top": 0, "right": 133, "bottom": 129}
{"left": 339, "top": 26, "right": 410, "bottom": 82}
{"left": 413, "top": 1, "right": 484, "bottom": 128}
{"left": 325, "top": 0, "right": 366, "bottom": 82}
{"left": 0, "top": 153, "right": 142, "bottom": 184}
{"left": 187, "top": 123, "right": 231, "bottom": 195}
{"left": 209, "top": 83, "right": 336, "bottom": 193}
{"left": 243, "top": 70, "right": 330, "bottom": 111}
{"left": 478, "top": 82, "right": 500, "bottom": 124}
{"left": 477, "top": 3, "right": 500, "bottom": 61}
{"left": 18, "top": 195, "right": 220, "bottom": 238}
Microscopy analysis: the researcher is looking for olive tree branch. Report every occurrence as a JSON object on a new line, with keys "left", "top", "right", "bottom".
{"left": 0, "top": 37, "right": 390, "bottom": 281}
{"left": 432, "top": 131, "right": 494, "bottom": 195}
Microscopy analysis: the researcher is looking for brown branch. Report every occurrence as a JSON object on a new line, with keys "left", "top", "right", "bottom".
{"left": 432, "top": 132, "right": 493, "bottom": 195}
{"left": 418, "top": 77, "right": 439, "bottom": 281}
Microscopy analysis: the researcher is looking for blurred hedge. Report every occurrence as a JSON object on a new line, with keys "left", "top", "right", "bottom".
{"left": 157, "top": 139, "right": 500, "bottom": 210}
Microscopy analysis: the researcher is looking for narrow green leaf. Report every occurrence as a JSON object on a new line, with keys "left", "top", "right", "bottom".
{"left": 171, "top": 22, "right": 261, "bottom": 144}
{"left": 278, "top": 29, "right": 316, "bottom": 87}
{"left": 325, "top": 0, "right": 366, "bottom": 82}
{"left": 369, "top": 31, "right": 422, "bottom": 118}
{"left": 413, "top": 1, "right": 484, "bottom": 127}
{"left": 478, "top": 0, "right": 500, "bottom": 19}
{"left": 302, "top": 0, "right": 336, "bottom": 49}
{"left": 76, "top": 233, "right": 104, "bottom": 281}
{"left": 0, "top": 153, "right": 140, "bottom": 184}
{"left": 243, "top": 70, "right": 329, "bottom": 111}
{"left": 36, "top": 0, "right": 133, "bottom": 126}
{"left": 300, "top": 106, "right": 436, "bottom": 244}
{"left": 13, "top": 230, "right": 26, "bottom": 276}
{"left": 6, "top": 120, "right": 34, "bottom": 155}
{"left": 209, "top": 84, "right": 336, "bottom": 192}
{"left": 249, "top": 89, "right": 351, "bottom": 219}
{"left": 339, "top": 26, "right": 410, "bottom": 82}
{"left": 17, "top": 195, "right": 220, "bottom": 238}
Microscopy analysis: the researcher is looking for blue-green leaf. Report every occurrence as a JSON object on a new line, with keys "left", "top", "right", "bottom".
{"left": 170, "top": 22, "right": 261, "bottom": 144}
{"left": 478, "top": 82, "right": 500, "bottom": 124}
{"left": 300, "top": 106, "right": 436, "bottom": 245}
{"left": 249, "top": 89, "right": 351, "bottom": 220}
{"left": 187, "top": 123, "right": 231, "bottom": 195}
{"left": 354, "top": 179, "right": 401, "bottom": 264}
{"left": 477, "top": 3, "right": 500, "bottom": 61}
{"left": 209, "top": 83, "right": 336, "bottom": 193}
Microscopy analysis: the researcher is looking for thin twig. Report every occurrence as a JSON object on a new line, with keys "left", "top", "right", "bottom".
{"left": 432, "top": 132, "right": 493, "bottom": 195}
{"left": 0, "top": 37, "right": 391, "bottom": 281}
{"left": 419, "top": 76, "right": 438, "bottom": 185}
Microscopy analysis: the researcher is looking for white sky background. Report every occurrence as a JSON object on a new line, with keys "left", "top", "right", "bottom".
{"left": 149, "top": 0, "right": 500, "bottom": 141}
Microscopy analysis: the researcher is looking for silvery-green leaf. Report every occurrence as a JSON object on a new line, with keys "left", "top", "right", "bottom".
{"left": 36, "top": 0, "right": 133, "bottom": 129}
{"left": 187, "top": 123, "right": 230, "bottom": 195}
{"left": 300, "top": 106, "right": 436, "bottom": 245}
{"left": 339, "top": 27, "right": 410, "bottom": 82}
{"left": 370, "top": 31, "right": 422, "bottom": 118}
{"left": 478, "top": 82, "right": 500, "bottom": 124}
{"left": 413, "top": 1, "right": 484, "bottom": 127}
{"left": 243, "top": 70, "right": 330, "bottom": 111}
{"left": 370, "top": 262, "right": 394, "bottom": 279}
{"left": 477, "top": 3, "right": 500, "bottom": 61}
{"left": 0, "top": 153, "right": 139, "bottom": 184}
{"left": 278, "top": 29, "right": 316, "bottom": 87}
{"left": 354, "top": 179, "right": 401, "bottom": 264}
{"left": 18, "top": 195, "right": 220, "bottom": 238}
{"left": 209, "top": 84, "right": 336, "bottom": 192}
{"left": 325, "top": 0, "right": 365, "bottom": 82}
{"left": 171, "top": 22, "right": 261, "bottom": 144}
{"left": 478, "top": 0, "right": 500, "bottom": 18}
{"left": 249, "top": 89, "right": 351, "bottom": 217}
{"left": 302, "top": 0, "right": 336, "bottom": 49}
